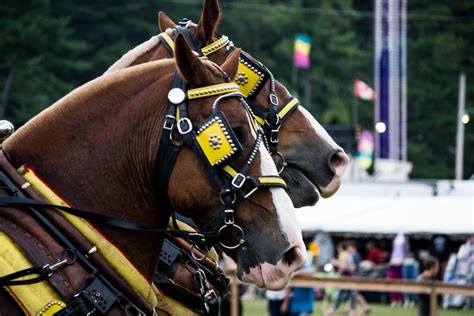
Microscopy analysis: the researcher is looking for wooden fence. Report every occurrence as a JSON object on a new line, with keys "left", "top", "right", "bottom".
{"left": 227, "top": 274, "right": 474, "bottom": 316}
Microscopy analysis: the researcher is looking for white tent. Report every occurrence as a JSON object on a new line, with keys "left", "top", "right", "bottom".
{"left": 296, "top": 183, "right": 473, "bottom": 235}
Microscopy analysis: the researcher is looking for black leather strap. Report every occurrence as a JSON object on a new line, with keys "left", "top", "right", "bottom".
{"left": 0, "top": 171, "right": 149, "bottom": 315}
{"left": 0, "top": 266, "right": 49, "bottom": 286}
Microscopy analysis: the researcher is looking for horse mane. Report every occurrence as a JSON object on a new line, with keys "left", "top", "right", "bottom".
{"left": 104, "top": 35, "right": 161, "bottom": 74}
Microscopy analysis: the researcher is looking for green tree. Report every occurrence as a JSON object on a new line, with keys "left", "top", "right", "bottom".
{"left": 407, "top": 0, "right": 474, "bottom": 178}
{"left": 0, "top": 0, "right": 91, "bottom": 124}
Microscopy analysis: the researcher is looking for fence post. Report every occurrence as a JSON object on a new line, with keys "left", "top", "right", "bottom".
{"left": 231, "top": 274, "right": 239, "bottom": 316}
{"left": 430, "top": 283, "right": 438, "bottom": 316}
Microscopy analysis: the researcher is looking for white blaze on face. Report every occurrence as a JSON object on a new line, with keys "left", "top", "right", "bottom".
{"left": 298, "top": 106, "right": 341, "bottom": 150}
{"left": 238, "top": 143, "right": 305, "bottom": 289}
{"left": 258, "top": 143, "right": 305, "bottom": 251}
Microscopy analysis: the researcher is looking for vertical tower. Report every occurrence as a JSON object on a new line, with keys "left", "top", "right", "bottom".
{"left": 374, "top": 0, "right": 410, "bottom": 179}
{"left": 374, "top": 0, "right": 407, "bottom": 161}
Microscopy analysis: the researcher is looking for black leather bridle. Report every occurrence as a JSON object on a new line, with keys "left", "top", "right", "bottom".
{"left": 158, "top": 19, "right": 302, "bottom": 172}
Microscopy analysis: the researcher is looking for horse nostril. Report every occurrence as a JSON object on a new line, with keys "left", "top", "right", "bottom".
{"left": 328, "top": 150, "right": 349, "bottom": 174}
{"left": 283, "top": 247, "right": 298, "bottom": 267}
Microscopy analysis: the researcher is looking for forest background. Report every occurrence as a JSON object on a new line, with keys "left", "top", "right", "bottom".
{"left": 1, "top": 0, "right": 472, "bottom": 179}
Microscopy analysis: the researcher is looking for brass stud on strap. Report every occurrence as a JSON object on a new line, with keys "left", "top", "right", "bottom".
{"left": 87, "top": 246, "right": 97, "bottom": 255}
{"left": 21, "top": 182, "right": 31, "bottom": 190}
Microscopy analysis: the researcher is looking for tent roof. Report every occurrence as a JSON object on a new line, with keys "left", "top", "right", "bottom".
{"left": 297, "top": 195, "right": 473, "bottom": 235}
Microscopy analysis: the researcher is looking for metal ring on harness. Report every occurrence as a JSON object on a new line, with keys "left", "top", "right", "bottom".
{"left": 219, "top": 192, "right": 237, "bottom": 206}
{"left": 271, "top": 152, "right": 287, "bottom": 174}
{"left": 190, "top": 244, "right": 209, "bottom": 262}
{"left": 217, "top": 224, "right": 245, "bottom": 250}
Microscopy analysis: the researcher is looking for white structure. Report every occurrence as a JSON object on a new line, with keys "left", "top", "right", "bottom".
{"left": 297, "top": 180, "right": 474, "bottom": 235}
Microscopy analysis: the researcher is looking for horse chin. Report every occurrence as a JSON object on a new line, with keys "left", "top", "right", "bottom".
{"left": 281, "top": 167, "right": 320, "bottom": 208}
{"left": 239, "top": 260, "right": 301, "bottom": 290}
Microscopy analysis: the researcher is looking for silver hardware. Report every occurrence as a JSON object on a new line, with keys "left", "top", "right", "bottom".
{"left": 218, "top": 224, "right": 245, "bottom": 250}
{"left": 270, "top": 93, "right": 278, "bottom": 106}
{"left": 163, "top": 115, "right": 175, "bottom": 130}
{"left": 191, "top": 244, "right": 208, "bottom": 261}
{"left": 168, "top": 88, "right": 186, "bottom": 104}
{"left": 231, "top": 173, "right": 246, "bottom": 189}
{"left": 21, "top": 182, "right": 31, "bottom": 190}
{"left": 177, "top": 118, "right": 192, "bottom": 134}
{"left": 0, "top": 120, "right": 14, "bottom": 143}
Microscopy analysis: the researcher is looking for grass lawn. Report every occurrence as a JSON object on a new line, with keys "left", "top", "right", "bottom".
{"left": 242, "top": 298, "right": 472, "bottom": 316}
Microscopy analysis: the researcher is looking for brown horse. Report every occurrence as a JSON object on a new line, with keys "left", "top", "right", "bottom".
{"left": 106, "top": 0, "right": 349, "bottom": 209}
{"left": 0, "top": 35, "right": 305, "bottom": 315}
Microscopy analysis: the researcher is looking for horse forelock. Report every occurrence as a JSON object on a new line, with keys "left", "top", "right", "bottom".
{"left": 105, "top": 35, "right": 161, "bottom": 74}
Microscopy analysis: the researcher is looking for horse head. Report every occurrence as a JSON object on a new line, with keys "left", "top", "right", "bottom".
{"left": 108, "top": 0, "right": 349, "bottom": 209}
{"left": 4, "top": 34, "right": 305, "bottom": 290}
{"left": 167, "top": 35, "right": 306, "bottom": 289}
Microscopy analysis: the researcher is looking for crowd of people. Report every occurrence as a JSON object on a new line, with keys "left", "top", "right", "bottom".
{"left": 262, "top": 233, "right": 466, "bottom": 316}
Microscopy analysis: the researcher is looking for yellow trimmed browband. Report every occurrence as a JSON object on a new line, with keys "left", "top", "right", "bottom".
{"left": 159, "top": 32, "right": 175, "bottom": 53}
{"left": 159, "top": 32, "right": 229, "bottom": 57}
{"left": 201, "top": 35, "right": 230, "bottom": 56}
{"left": 187, "top": 83, "right": 242, "bottom": 99}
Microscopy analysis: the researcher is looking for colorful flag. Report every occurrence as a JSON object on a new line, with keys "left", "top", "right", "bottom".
{"left": 356, "top": 130, "right": 374, "bottom": 170}
{"left": 294, "top": 34, "right": 311, "bottom": 69}
{"left": 354, "top": 79, "right": 376, "bottom": 101}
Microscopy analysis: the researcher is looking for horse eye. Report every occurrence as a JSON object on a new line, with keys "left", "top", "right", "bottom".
{"left": 231, "top": 126, "right": 246, "bottom": 146}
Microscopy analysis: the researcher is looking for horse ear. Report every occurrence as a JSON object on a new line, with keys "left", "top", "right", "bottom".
{"left": 174, "top": 33, "right": 208, "bottom": 85}
{"left": 197, "top": 0, "right": 221, "bottom": 44}
{"left": 220, "top": 48, "right": 241, "bottom": 81}
{"left": 158, "top": 11, "right": 176, "bottom": 32}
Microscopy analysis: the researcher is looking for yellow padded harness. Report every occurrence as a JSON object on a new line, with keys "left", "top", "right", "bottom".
{"left": 18, "top": 165, "right": 158, "bottom": 309}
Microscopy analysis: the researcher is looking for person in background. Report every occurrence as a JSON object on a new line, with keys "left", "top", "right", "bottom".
{"left": 387, "top": 233, "right": 408, "bottom": 308}
{"left": 266, "top": 289, "right": 289, "bottom": 316}
{"left": 348, "top": 240, "right": 371, "bottom": 314}
{"left": 281, "top": 250, "right": 316, "bottom": 316}
{"left": 402, "top": 253, "right": 419, "bottom": 308}
{"left": 325, "top": 241, "right": 357, "bottom": 316}
{"left": 365, "top": 241, "right": 387, "bottom": 265}
{"left": 417, "top": 256, "right": 439, "bottom": 316}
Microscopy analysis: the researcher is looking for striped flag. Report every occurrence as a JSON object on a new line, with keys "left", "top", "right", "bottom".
{"left": 356, "top": 130, "right": 374, "bottom": 170}
{"left": 354, "top": 79, "right": 376, "bottom": 101}
{"left": 294, "top": 34, "right": 311, "bottom": 69}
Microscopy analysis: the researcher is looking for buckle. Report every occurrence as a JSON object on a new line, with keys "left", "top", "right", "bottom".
{"left": 187, "top": 232, "right": 206, "bottom": 245}
{"left": 270, "top": 129, "right": 279, "bottom": 143}
{"left": 231, "top": 173, "right": 246, "bottom": 189}
{"left": 270, "top": 93, "right": 278, "bottom": 106}
{"left": 177, "top": 118, "right": 193, "bottom": 134}
{"left": 224, "top": 209, "right": 234, "bottom": 225}
{"left": 163, "top": 115, "right": 175, "bottom": 130}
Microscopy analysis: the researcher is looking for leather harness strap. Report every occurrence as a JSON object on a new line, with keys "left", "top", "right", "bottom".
{"left": 0, "top": 172, "right": 149, "bottom": 315}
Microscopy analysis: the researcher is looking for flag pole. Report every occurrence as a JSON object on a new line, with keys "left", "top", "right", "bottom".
{"left": 292, "top": 64, "right": 298, "bottom": 97}
{"left": 352, "top": 94, "right": 358, "bottom": 127}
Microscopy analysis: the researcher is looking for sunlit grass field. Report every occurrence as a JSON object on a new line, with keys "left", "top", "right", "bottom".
{"left": 241, "top": 297, "right": 472, "bottom": 316}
